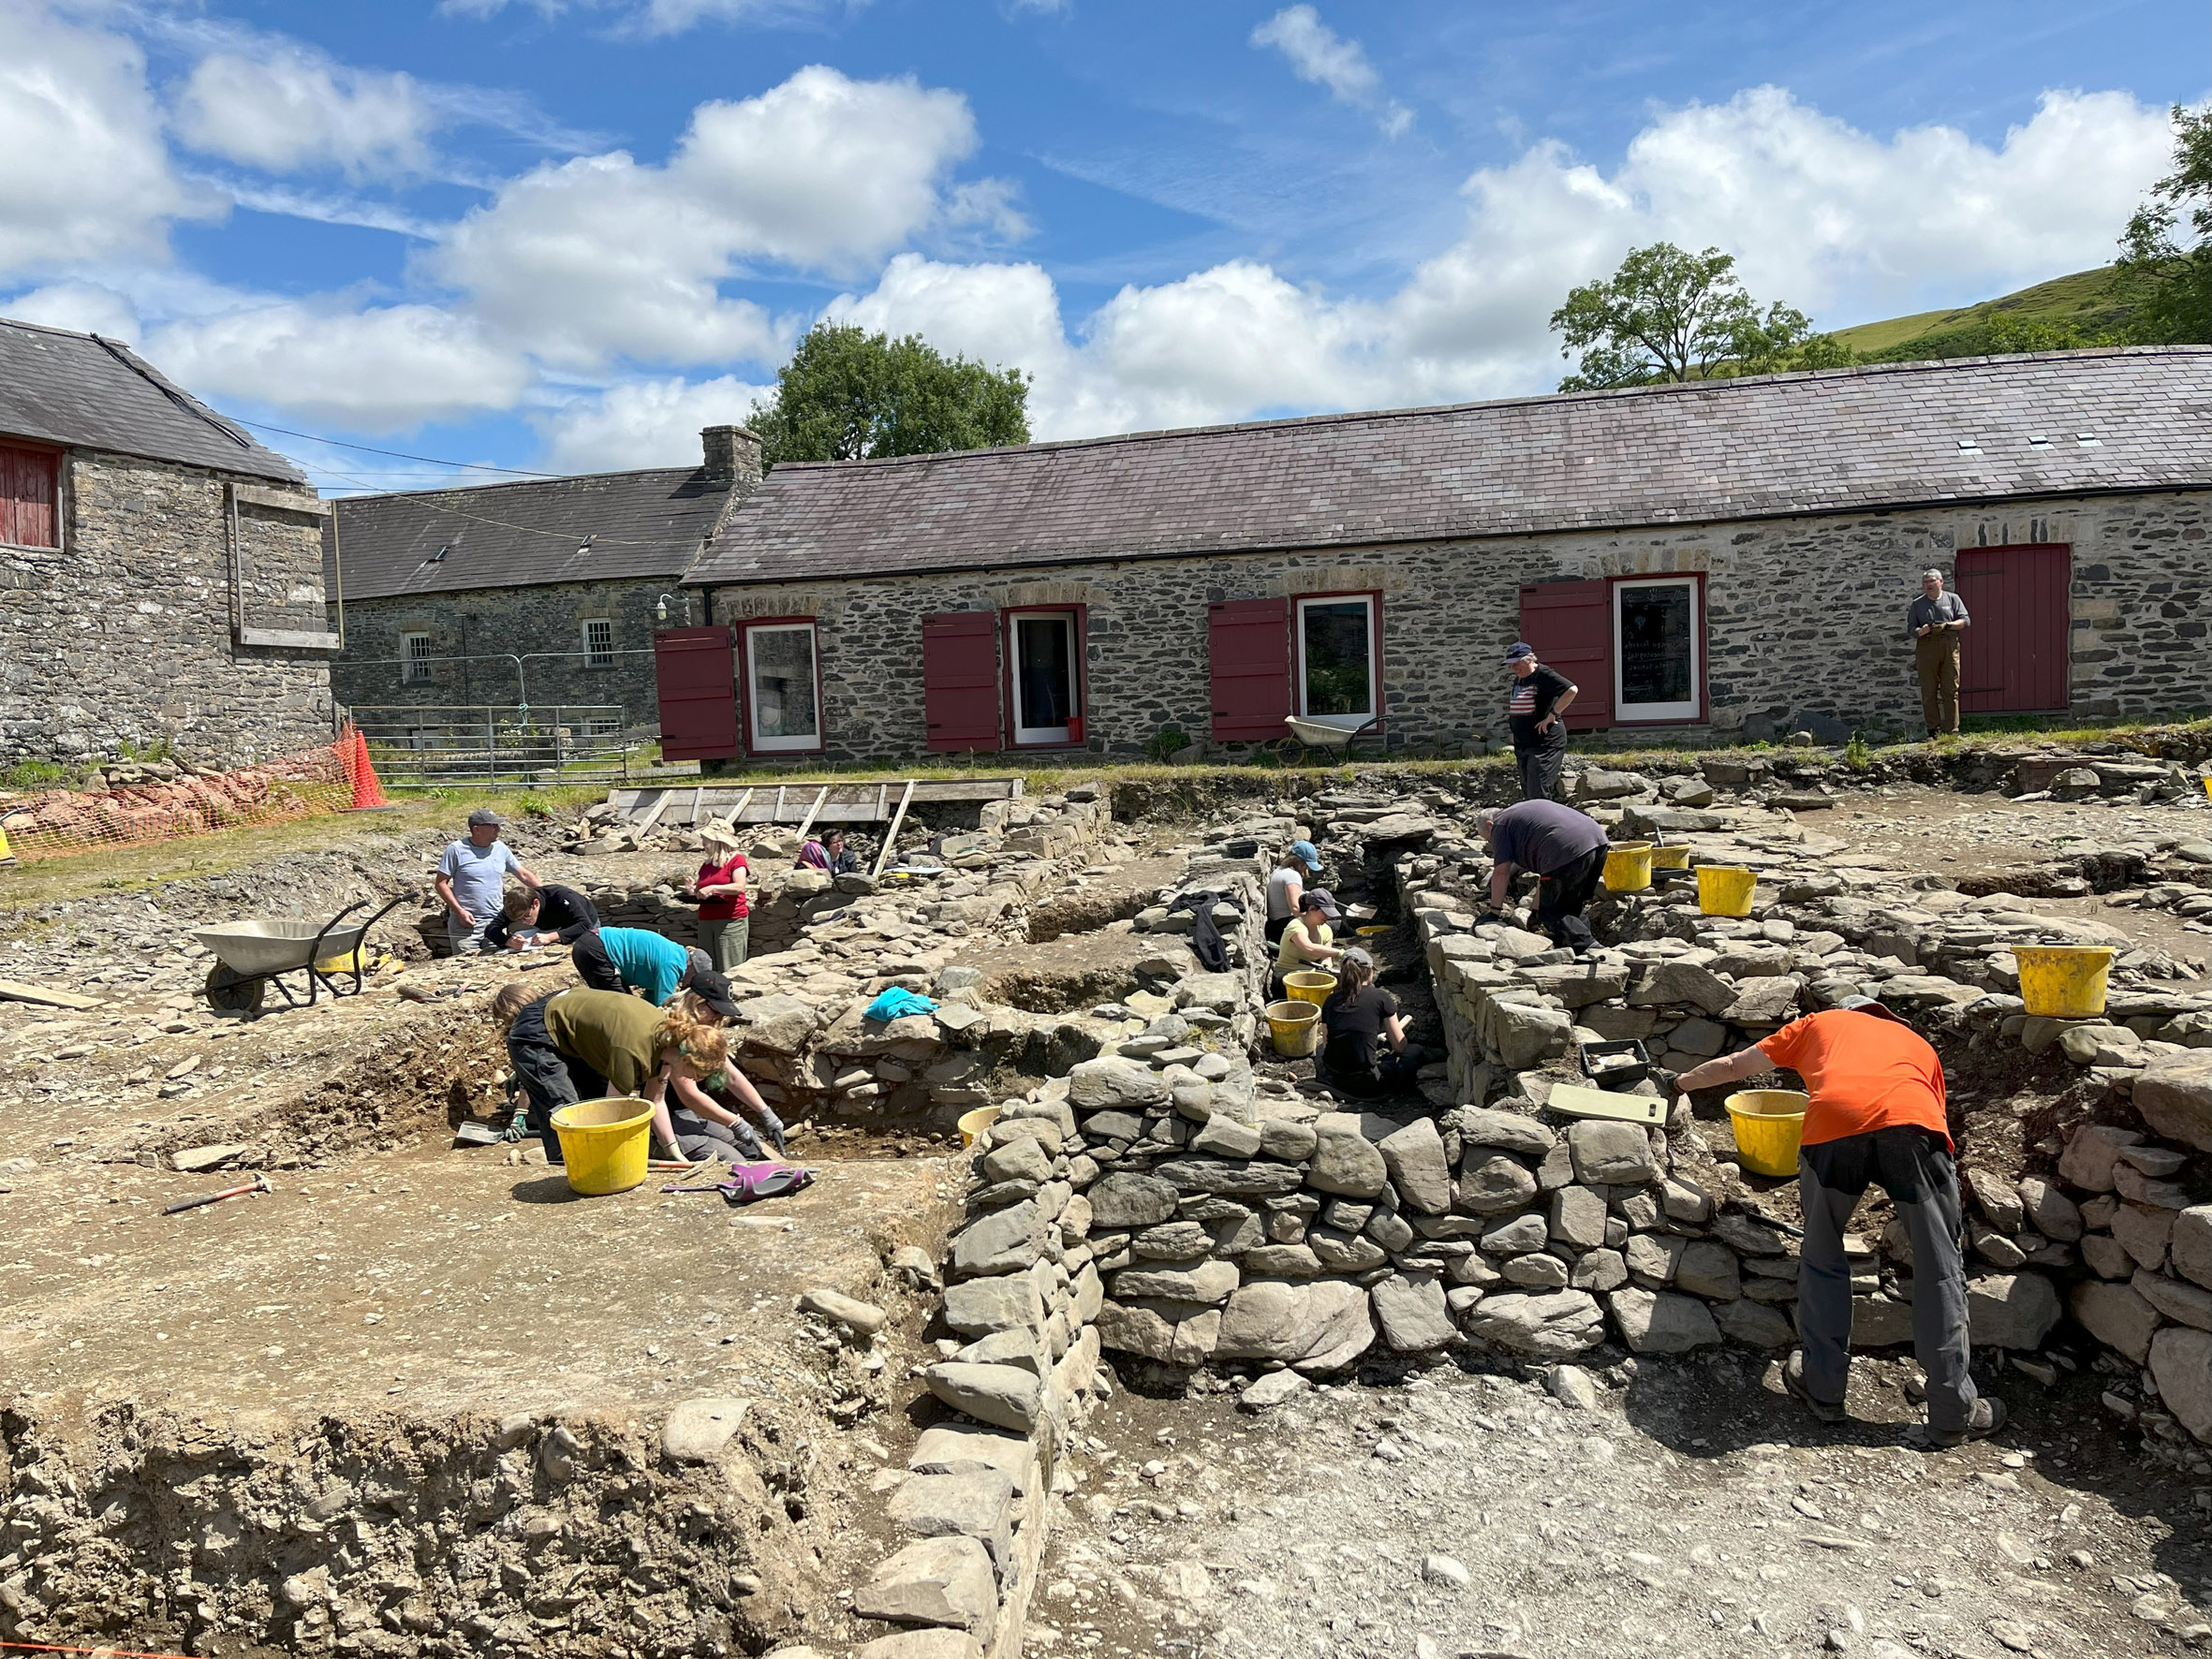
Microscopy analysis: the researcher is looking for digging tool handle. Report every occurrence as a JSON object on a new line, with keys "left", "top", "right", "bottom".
{"left": 164, "top": 1173, "right": 271, "bottom": 1215}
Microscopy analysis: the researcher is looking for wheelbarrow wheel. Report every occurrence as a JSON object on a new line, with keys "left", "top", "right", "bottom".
{"left": 204, "top": 963, "right": 265, "bottom": 1014}
{"left": 1269, "top": 735, "right": 1308, "bottom": 767}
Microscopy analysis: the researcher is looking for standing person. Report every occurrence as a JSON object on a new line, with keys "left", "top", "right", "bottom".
{"left": 1270, "top": 888, "right": 1341, "bottom": 1001}
{"left": 1264, "top": 841, "right": 1322, "bottom": 945}
{"left": 435, "top": 808, "right": 540, "bottom": 956}
{"left": 1503, "top": 642, "right": 1578, "bottom": 802}
{"left": 690, "top": 823, "right": 751, "bottom": 971}
{"left": 1318, "top": 947, "right": 1427, "bottom": 1097}
{"left": 1476, "top": 800, "right": 1609, "bottom": 951}
{"left": 1669, "top": 999, "right": 2002, "bottom": 1446}
{"left": 489, "top": 882, "right": 598, "bottom": 952}
{"left": 1908, "top": 568, "right": 1970, "bottom": 739}
{"left": 571, "top": 925, "right": 742, "bottom": 1018}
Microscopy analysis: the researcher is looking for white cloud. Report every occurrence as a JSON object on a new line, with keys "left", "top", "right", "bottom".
{"left": 438, "top": 0, "right": 861, "bottom": 33}
{"left": 173, "top": 49, "right": 434, "bottom": 177}
{"left": 146, "top": 301, "right": 533, "bottom": 431}
{"left": 430, "top": 66, "right": 1002, "bottom": 369}
{"left": 1250, "top": 6, "right": 1410, "bottom": 139}
{"left": 0, "top": 279, "right": 140, "bottom": 340}
{"left": 0, "top": 2, "right": 218, "bottom": 278}
{"left": 537, "top": 373, "right": 772, "bottom": 471}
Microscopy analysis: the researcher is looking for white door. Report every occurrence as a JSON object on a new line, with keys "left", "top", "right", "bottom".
{"left": 1010, "top": 612, "right": 1078, "bottom": 745}
{"left": 745, "top": 623, "right": 821, "bottom": 752}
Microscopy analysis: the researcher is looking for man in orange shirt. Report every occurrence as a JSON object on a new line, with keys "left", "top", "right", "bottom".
{"left": 1672, "top": 997, "right": 2002, "bottom": 1446}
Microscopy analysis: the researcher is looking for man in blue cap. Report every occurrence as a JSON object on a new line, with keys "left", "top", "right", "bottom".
{"left": 1504, "top": 642, "right": 1579, "bottom": 802}
{"left": 1265, "top": 838, "right": 1323, "bottom": 944}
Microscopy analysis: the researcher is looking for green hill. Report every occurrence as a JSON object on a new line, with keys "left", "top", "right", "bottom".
{"left": 1830, "top": 267, "right": 2139, "bottom": 362}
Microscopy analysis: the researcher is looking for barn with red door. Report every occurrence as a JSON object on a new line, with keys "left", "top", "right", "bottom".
{"left": 676, "top": 348, "right": 2212, "bottom": 764}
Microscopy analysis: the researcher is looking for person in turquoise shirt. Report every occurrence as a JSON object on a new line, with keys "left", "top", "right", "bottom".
{"left": 572, "top": 925, "right": 739, "bottom": 1018}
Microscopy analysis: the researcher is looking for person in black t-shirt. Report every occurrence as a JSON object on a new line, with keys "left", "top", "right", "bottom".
{"left": 487, "top": 882, "right": 599, "bottom": 952}
{"left": 1503, "top": 640, "right": 1578, "bottom": 802}
{"left": 1318, "top": 947, "right": 1429, "bottom": 1098}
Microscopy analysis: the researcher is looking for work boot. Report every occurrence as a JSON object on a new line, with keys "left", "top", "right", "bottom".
{"left": 1924, "top": 1395, "right": 2007, "bottom": 1449}
{"left": 1782, "top": 1350, "right": 1848, "bottom": 1424}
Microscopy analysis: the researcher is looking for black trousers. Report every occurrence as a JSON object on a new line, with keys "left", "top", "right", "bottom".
{"left": 506, "top": 992, "right": 603, "bottom": 1165}
{"left": 1264, "top": 915, "right": 1292, "bottom": 946}
{"left": 1515, "top": 729, "right": 1570, "bottom": 802}
{"left": 570, "top": 929, "right": 623, "bottom": 993}
{"left": 1533, "top": 847, "right": 1604, "bottom": 949}
{"left": 1324, "top": 1041, "right": 1431, "bottom": 1098}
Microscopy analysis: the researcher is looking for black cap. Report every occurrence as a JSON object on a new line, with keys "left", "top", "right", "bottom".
{"left": 687, "top": 968, "right": 741, "bottom": 1020}
{"left": 1302, "top": 887, "right": 1341, "bottom": 919}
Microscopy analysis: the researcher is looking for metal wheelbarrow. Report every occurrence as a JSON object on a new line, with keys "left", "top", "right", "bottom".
{"left": 193, "top": 894, "right": 415, "bottom": 1014}
{"left": 1271, "top": 713, "right": 1381, "bottom": 767}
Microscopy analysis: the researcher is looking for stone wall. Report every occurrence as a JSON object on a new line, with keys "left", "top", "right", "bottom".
{"left": 332, "top": 579, "right": 681, "bottom": 730}
{"left": 0, "top": 450, "right": 333, "bottom": 766}
{"left": 696, "top": 487, "right": 2212, "bottom": 760}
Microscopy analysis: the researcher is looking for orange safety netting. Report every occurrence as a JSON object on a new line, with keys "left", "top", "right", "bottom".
{"left": 0, "top": 730, "right": 375, "bottom": 863}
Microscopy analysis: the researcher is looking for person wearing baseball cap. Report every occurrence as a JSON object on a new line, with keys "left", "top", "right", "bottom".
{"left": 1265, "top": 840, "right": 1324, "bottom": 945}
{"left": 1504, "top": 641, "right": 1578, "bottom": 802}
{"left": 570, "top": 925, "right": 742, "bottom": 1019}
{"left": 1669, "top": 997, "right": 2000, "bottom": 1446}
{"left": 435, "top": 806, "right": 540, "bottom": 956}
{"left": 1270, "top": 886, "right": 1341, "bottom": 1000}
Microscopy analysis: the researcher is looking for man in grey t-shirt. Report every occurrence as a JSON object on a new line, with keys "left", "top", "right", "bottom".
{"left": 1907, "top": 569, "right": 1970, "bottom": 738}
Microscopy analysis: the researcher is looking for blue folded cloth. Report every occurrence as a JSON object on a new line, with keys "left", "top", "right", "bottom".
{"left": 864, "top": 986, "right": 938, "bottom": 1022}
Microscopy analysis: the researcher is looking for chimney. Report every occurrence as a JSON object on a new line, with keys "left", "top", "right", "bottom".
{"left": 700, "top": 425, "right": 763, "bottom": 490}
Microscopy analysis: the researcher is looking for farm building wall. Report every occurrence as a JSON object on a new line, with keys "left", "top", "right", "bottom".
{"left": 0, "top": 449, "right": 333, "bottom": 767}
{"left": 694, "top": 488, "right": 2210, "bottom": 762}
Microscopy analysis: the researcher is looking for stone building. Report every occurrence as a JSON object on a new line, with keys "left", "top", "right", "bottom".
{"left": 329, "top": 426, "right": 764, "bottom": 732}
{"left": 0, "top": 317, "right": 335, "bottom": 767}
{"left": 680, "top": 347, "right": 2212, "bottom": 763}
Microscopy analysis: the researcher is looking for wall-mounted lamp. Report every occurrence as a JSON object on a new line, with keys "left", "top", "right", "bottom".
{"left": 654, "top": 591, "right": 690, "bottom": 626}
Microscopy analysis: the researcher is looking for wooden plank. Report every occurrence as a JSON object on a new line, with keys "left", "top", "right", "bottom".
{"left": 773, "top": 785, "right": 787, "bottom": 823}
{"left": 875, "top": 783, "right": 887, "bottom": 821}
{"left": 236, "top": 626, "right": 342, "bottom": 651}
{"left": 0, "top": 978, "right": 101, "bottom": 1010}
{"left": 871, "top": 781, "right": 917, "bottom": 878}
{"left": 605, "top": 778, "right": 1024, "bottom": 817}
{"left": 686, "top": 785, "right": 703, "bottom": 826}
{"left": 722, "top": 788, "right": 754, "bottom": 834}
{"left": 788, "top": 785, "right": 831, "bottom": 853}
{"left": 629, "top": 788, "right": 673, "bottom": 834}
{"left": 232, "top": 483, "right": 329, "bottom": 517}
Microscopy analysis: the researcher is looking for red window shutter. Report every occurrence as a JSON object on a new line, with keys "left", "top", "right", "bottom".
{"left": 1208, "top": 598, "right": 1290, "bottom": 741}
{"left": 653, "top": 625, "right": 741, "bottom": 761}
{"left": 1517, "top": 580, "right": 1613, "bottom": 729}
{"left": 0, "top": 443, "right": 58, "bottom": 550}
{"left": 922, "top": 611, "right": 1001, "bottom": 752}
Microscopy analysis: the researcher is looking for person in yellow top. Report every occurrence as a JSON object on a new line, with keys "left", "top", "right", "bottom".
{"left": 1673, "top": 996, "right": 2001, "bottom": 1446}
{"left": 1270, "top": 888, "right": 1341, "bottom": 1001}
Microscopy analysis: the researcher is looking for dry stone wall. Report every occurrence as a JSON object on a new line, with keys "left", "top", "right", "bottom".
{"left": 696, "top": 488, "right": 2212, "bottom": 761}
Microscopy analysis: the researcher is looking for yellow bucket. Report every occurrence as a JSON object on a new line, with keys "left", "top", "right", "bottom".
{"left": 958, "top": 1105, "right": 1002, "bottom": 1149}
{"left": 550, "top": 1097, "right": 655, "bottom": 1196}
{"left": 316, "top": 944, "right": 368, "bottom": 975}
{"left": 1649, "top": 844, "right": 1690, "bottom": 870}
{"left": 1725, "top": 1090, "right": 1808, "bottom": 1178}
{"left": 1603, "top": 842, "right": 1655, "bottom": 892}
{"left": 1266, "top": 999, "right": 1321, "bottom": 1059}
{"left": 2015, "top": 945, "right": 2116, "bottom": 1019}
{"left": 1696, "top": 866, "right": 1759, "bottom": 917}
{"left": 1283, "top": 971, "right": 1337, "bottom": 1009}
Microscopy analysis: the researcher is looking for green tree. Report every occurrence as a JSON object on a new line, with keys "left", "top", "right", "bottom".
{"left": 1548, "top": 242, "right": 1852, "bottom": 389}
{"left": 2117, "top": 103, "right": 2212, "bottom": 345}
{"left": 750, "top": 323, "right": 1032, "bottom": 465}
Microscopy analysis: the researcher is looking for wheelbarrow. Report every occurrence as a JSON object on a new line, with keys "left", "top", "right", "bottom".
{"left": 1271, "top": 714, "right": 1381, "bottom": 767}
{"left": 193, "top": 894, "right": 415, "bottom": 1013}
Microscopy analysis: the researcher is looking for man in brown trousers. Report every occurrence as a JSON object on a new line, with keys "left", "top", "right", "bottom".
{"left": 1908, "top": 568, "right": 1970, "bottom": 737}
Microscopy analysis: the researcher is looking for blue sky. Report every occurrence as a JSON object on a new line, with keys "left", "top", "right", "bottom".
{"left": 0, "top": 0, "right": 2202, "bottom": 492}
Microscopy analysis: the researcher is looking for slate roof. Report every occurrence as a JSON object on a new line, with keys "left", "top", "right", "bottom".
{"left": 332, "top": 467, "right": 739, "bottom": 601}
{"left": 686, "top": 347, "right": 2212, "bottom": 589}
{"left": 0, "top": 316, "right": 304, "bottom": 483}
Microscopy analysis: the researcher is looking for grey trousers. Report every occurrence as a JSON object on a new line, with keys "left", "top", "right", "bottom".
{"left": 697, "top": 915, "right": 749, "bottom": 970}
{"left": 1515, "top": 732, "right": 1569, "bottom": 802}
{"left": 1796, "top": 1125, "right": 1978, "bottom": 1433}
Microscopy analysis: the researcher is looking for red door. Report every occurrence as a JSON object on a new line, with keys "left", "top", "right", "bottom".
{"left": 1207, "top": 598, "right": 1290, "bottom": 741}
{"left": 922, "top": 611, "right": 1001, "bottom": 752}
{"left": 653, "top": 625, "right": 740, "bottom": 761}
{"left": 1955, "top": 545, "right": 2071, "bottom": 713}
{"left": 1517, "top": 580, "right": 1614, "bottom": 728}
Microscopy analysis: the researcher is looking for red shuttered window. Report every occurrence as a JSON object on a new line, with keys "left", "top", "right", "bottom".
{"left": 653, "top": 625, "right": 742, "bottom": 762}
{"left": 922, "top": 611, "right": 1002, "bottom": 752}
{"left": 0, "top": 442, "right": 60, "bottom": 550}
{"left": 1207, "top": 598, "right": 1290, "bottom": 741}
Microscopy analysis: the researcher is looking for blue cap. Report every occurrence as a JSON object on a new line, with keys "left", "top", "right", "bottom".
{"left": 1505, "top": 641, "right": 1536, "bottom": 661}
{"left": 1289, "top": 839, "right": 1321, "bottom": 873}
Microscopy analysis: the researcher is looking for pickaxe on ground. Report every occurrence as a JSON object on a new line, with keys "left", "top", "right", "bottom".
{"left": 164, "top": 1171, "right": 272, "bottom": 1215}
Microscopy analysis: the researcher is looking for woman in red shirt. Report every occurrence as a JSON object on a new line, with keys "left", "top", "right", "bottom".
{"left": 690, "top": 822, "right": 751, "bottom": 970}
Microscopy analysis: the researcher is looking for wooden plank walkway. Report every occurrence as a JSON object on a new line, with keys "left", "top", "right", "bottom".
{"left": 611, "top": 778, "right": 1024, "bottom": 827}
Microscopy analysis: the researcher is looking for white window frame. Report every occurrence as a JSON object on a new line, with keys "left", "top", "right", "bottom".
{"left": 744, "top": 620, "right": 823, "bottom": 754}
{"left": 581, "top": 617, "right": 614, "bottom": 669}
{"left": 1008, "top": 609, "right": 1080, "bottom": 746}
{"left": 1612, "top": 577, "right": 1703, "bottom": 723}
{"left": 400, "top": 632, "right": 434, "bottom": 684}
{"left": 1293, "top": 593, "right": 1379, "bottom": 728}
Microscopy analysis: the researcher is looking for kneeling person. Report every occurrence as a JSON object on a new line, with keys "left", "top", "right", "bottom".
{"left": 1318, "top": 947, "right": 1428, "bottom": 1098}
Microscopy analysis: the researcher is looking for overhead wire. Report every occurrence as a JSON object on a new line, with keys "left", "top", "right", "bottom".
{"left": 226, "top": 418, "right": 565, "bottom": 477}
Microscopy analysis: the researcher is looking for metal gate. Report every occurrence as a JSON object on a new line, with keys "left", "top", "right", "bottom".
{"left": 1955, "top": 544, "right": 2072, "bottom": 714}
{"left": 350, "top": 706, "right": 658, "bottom": 785}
